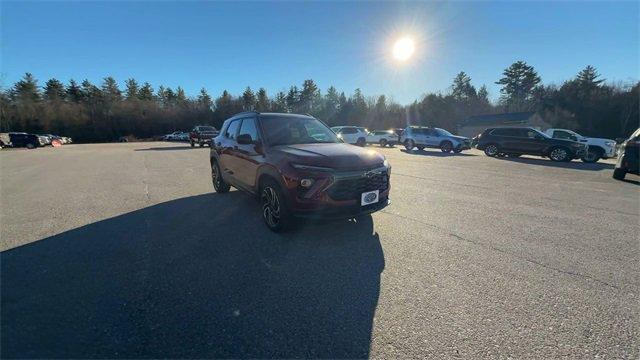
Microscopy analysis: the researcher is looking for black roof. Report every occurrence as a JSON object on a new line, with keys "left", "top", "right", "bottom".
{"left": 461, "top": 112, "right": 536, "bottom": 127}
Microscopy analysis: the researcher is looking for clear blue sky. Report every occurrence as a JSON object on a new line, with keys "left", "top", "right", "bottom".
{"left": 2, "top": 1, "right": 638, "bottom": 104}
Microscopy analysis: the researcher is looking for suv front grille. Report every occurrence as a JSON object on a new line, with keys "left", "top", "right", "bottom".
{"left": 327, "top": 171, "right": 389, "bottom": 201}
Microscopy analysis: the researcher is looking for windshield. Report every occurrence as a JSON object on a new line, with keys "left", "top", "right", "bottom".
{"left": 260, "top": 115, "right": 340, "bottom": 146}
{"left": 435, "top": 128, "right": 453, "bottom": 136}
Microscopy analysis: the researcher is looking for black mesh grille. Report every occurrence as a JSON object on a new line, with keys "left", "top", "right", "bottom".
{"left": 328, "top": 172, "right": 389, "bottom": 201}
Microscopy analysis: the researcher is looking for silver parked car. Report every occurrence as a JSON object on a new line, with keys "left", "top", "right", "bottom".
{"left": 400, "top": 126, "right": 471, "bottom": 153}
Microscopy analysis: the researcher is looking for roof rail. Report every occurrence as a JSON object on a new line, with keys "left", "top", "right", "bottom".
{"left": 234, "top": 110, "right": 259, "bottom": 116}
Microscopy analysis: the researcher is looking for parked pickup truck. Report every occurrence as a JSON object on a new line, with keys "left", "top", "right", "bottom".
{"left": 190, "top": 125, "right": 219, "bottom": 147}
{"left": 545, "top": 128, "right": 617, "bottom": 163}
{"left": 0, "top": 133, "right": 11, "bottom": 148}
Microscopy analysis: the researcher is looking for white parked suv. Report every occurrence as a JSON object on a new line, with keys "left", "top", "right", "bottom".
{"left": 545, "top": 128, "right": 617, "bottom": 163}
{"left": 366, "top": 129, "right": 397, "bottom": 147}
{"left": 331, "top": 126, "right": 368, "bottom": 146}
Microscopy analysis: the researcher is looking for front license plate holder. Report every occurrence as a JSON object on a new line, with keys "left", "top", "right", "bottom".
{"left": 361, "top": 190, "right": 379, "bottom": 206}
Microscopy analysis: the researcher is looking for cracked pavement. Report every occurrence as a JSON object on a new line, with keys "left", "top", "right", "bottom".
{"left": 1, "top": 142, "right": 638, "bottom": 358}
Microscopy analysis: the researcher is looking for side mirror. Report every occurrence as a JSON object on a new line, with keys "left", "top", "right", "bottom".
{"left": 237, "top": 134, "right": 253, "bottom": 145}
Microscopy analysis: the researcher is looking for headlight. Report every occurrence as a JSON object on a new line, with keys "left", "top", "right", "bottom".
{"left": 290, "top": 163, "right": 333, "bottom": 172}
{"left": 605, "top": 141, "right": 616, "bottom": 147}
{"left": 383, "top": 159, "right": 390, "bottom": 168}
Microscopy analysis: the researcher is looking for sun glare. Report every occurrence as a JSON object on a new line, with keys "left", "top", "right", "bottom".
{"left": 392, "top": 37, "right": 415, "bottom": 61}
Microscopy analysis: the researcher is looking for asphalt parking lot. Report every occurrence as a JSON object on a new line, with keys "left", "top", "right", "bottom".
{"left": 1, "top": 142, "right": 638, "bottom": 358}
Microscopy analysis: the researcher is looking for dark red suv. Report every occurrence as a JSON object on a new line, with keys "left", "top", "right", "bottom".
{"left": 210, "top": 112, "right": 391, "bottom": 232}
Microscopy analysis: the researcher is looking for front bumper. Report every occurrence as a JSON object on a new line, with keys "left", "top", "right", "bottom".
{"left": 193, "top": 137, "right": 213, "bottom": 143}
{"left": 287, "top": 164, "right": 391, "bottom": 219}
{"left": 293, "top": 197, "right": 390, "bottom": 219}
{"left": 603, "top": 146, "right": 617, "bottom": 159}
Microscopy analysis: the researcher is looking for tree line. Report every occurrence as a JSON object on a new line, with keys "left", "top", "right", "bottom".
{"left": 0, "top": 61, "right": 637, "bottom": 143}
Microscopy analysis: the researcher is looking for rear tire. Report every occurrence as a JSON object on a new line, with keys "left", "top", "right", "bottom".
{"left": 190, "top": 141, "right": 195, "bottom": 148}
{"left": 26, "top": 142, "right": 36, "bottom": 149}
{"left": 379, "top": 139, "right": 387, "bottom": 147}
{"left": 613, "top": 168, "right": 626, "bottom": 180}
{"left": 440, "top": 141, "right": 453, "bottom": 153}
{"left": 211, "top": 160, "right": 231, "bottom": 193}
{"left": 484, "top": 144, "right": 499, "bottom": 157}
{"left": 356, "top": 138, "right": 366, "bottom": 147}
{"left": 260, "top": 179, "right": 292, "bottom": 232}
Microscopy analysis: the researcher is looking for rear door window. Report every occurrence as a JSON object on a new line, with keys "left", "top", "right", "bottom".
{"left": 553, "top": 130, "right": 574, "bottom": 140}
{"left": 491, "top": 128, "right": 520, "bottom": 137}
{"left": 524, "top": 129, "right": 538, "bottom": 138}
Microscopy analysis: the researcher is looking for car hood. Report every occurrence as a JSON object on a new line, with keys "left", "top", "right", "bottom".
{"left": 450, "top": 135, "right": 469, "bottom": 141}
{"left": 273, "top": 143, "right": 385, "bottom": 170}
{"left": 584, "top": 137, "right": 615, "bottom": 143}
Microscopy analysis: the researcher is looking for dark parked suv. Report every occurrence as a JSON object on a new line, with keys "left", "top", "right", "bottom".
{"left": 210, "top": 112, "right": 391, "bottom": 232}
{"left": 190, "top": 125, "right": 218, "bottom": 147}
{"left": 613, "top": 128, "right": 639, "bottom": 180}
{"left": 476, "top": 127, "right": 587, "bottom": 162}
{"left": 8, "top": 133, "right": 40, "bottom": 149}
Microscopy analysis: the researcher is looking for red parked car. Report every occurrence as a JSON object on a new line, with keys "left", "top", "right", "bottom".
{"left": 210, "top": 112, "right": 391, "bottom": 232}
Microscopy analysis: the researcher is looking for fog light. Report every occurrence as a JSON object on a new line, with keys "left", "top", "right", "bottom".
{"left": 300, "top": 178, "right": 314, "bottom": 188}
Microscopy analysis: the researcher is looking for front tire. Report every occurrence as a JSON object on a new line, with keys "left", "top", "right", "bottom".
{"left": 581, "top": 148, "right": 602, "bottom": 163}
{"left": 190, "top": 141, "right": 195, "bottom": 148}
{"left": 549, "top": 147, "right": 571, "bottom": 162}
{"left": 613, "top": 168, "right": 626, "bottom": 180}
{"left": 260, "top": 179, "right": 292, "bottom": 232}
{"left": 440, "top": 141, "right": 453, "bottom": 153}
{"left": 356, "top": 138, "right": 366, "bottom": 147}
{"left": 404, "top": 139, "right": 415, "bottom": 151}
{"left": 211, "top": 160, "right": 231, "bottom": 193}
{"left": 26, "top": 143, "right": 36, "bottom": 149}
{"left": 379, "top": 139, "right": 387, "bottom": 147}
{"left": 484, "top": 144, "right": 499, "bottom": 157}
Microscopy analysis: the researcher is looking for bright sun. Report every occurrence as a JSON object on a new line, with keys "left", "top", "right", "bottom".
{"left": 392, "top": 37, "right": 415, "bottom": 61}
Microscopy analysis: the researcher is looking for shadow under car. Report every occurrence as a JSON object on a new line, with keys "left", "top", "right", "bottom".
{"left": 1, "top": 192, "right": 384, "bottom": 359}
